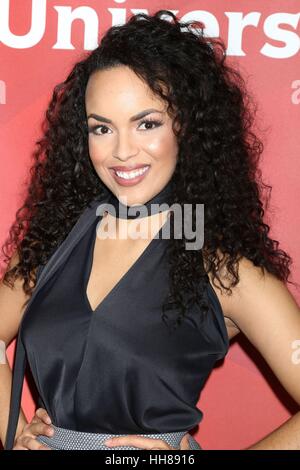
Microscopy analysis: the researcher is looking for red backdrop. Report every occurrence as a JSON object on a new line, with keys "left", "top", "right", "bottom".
{"left": 1, "top": 0, "right": 299, "bottom": 450}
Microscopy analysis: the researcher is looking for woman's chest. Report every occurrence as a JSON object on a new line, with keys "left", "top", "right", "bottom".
{"left": 86, "top": 230, "right": 162, "bottom": 313}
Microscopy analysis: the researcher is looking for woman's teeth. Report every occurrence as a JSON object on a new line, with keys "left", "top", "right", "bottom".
{"left": 115, "top": 166, "right": 149, "bottom": 180}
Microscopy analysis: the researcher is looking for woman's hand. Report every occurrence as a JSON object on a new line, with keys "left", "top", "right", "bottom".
{"left": 104, "top": 432, "right": 192, "bottom": 450}
{"left": 12, "top": 408, "right": 53, "bottom": 450}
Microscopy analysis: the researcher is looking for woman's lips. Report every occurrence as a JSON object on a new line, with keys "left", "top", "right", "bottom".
{"left": 110, "top": 166, "right": 150, "bottom": 187}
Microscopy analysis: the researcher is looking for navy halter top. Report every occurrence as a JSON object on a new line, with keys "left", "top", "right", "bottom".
{"left": 18, "top": 182, "right": 229, "bottom": 435}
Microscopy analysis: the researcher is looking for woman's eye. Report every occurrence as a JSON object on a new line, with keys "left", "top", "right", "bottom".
{"left": 88, "top": 125, "right": 110, "bottom": 136}
{"left": 139, "top": 119, "right": 163, "bottom": 130}
{"left": 88, "top": 119, "right": 162, "bottom": 136}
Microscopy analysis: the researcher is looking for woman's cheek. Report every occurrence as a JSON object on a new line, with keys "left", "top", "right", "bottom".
{"left": 88, "top": 140, "right": 107, "bottom": 165}
{"left": 144, "top": 135, "right": 163, "bottom": 152}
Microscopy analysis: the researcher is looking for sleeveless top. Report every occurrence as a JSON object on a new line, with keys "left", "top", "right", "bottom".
{"left": 19, "top": 196, "right": 230, "bottom": 435}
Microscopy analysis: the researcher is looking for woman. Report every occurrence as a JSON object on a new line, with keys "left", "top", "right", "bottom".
{"left": 1, "top": 10, "right": 300, "bottom": 451}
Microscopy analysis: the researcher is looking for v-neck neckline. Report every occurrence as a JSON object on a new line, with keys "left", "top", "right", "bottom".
{"left": 83, "top": 213, "right": 170, "bottom": 315}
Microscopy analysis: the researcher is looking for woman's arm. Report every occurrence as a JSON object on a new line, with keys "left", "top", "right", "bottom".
{"left": 217, "top": 256, "right": 300, "bottom": 450}
{"left": 0, "top": 251, "right": 30, "bottom": 446}
{"left": 0, "top": 362, "right": 28, "bottom": 445}
{"left": 246, "top": 410, "right": 300, "bottom": 449}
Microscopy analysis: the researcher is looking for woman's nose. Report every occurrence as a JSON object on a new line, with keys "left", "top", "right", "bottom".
{"left": 113, "top": 130, "right": 138, "bottom": 160}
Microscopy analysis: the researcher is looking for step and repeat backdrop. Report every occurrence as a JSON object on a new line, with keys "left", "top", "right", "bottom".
{"left": 1, "top": 0, "right": 299, "bottom": 450}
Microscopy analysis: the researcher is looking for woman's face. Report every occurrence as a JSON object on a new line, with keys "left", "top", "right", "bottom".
{"left": 85, "top": 65, "right": 179, "bottom": 206}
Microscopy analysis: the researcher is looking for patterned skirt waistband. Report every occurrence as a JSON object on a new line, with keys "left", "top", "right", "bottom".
{"left": 35, "top": 424, "right": 202, "bottom": 450}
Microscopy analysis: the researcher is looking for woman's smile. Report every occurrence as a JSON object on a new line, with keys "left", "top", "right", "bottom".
{"left": 110, "top": 164, "right": 151, "bottom": 186}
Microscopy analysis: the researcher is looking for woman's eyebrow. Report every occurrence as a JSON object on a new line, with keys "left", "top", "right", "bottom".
{"left": 87, "top": 108, "right": 164, "bottom": 123}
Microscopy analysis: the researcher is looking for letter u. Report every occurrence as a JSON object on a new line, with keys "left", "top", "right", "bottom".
{"left": 0, "top": 0, "right": 46, "bottom": 48}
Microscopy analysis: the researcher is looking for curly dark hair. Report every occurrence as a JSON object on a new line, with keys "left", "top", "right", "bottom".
{"left": 1, "top": 10, "right": 296, "bottom": 332}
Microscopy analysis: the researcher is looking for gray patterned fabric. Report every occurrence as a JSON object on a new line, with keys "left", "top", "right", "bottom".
{"left": 36, "top": 424, "right": 202, "bottom": 450}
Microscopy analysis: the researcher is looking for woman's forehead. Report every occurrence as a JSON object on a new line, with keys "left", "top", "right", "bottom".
{"left": 85, "top": 67, "right": 167, "bottom": 113}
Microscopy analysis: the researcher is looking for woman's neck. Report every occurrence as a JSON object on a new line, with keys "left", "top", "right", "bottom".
{"left": 101, "top": 178, "right": 174, "bottom": 239}
{"left": 103, "top": 208, "right": 171, "bottom": 240}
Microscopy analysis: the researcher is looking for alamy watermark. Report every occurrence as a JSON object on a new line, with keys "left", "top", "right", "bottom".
{"left": 291, "top": 339, "right": 300, "bottom": 365}
{"left": 95, "top": 200, "right": 204, "bottom": 250}
{"left": 0, "top": 340, "right": 7, "bottom": 364}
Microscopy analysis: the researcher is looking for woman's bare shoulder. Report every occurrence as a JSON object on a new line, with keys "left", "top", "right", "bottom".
{"left": 0, "top": 251, "right": 31, "bottom": 346}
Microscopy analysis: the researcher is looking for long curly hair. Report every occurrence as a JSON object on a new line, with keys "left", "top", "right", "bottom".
{"left": 1, "top": 10, "right": 296, "bottom": 332}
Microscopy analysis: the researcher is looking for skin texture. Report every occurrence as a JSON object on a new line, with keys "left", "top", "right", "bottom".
{"left": 12, "top": 408, "right": 53, "bottom": 450}
{"left": 85, "top": 65, "right": 179, "bottom": 211}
